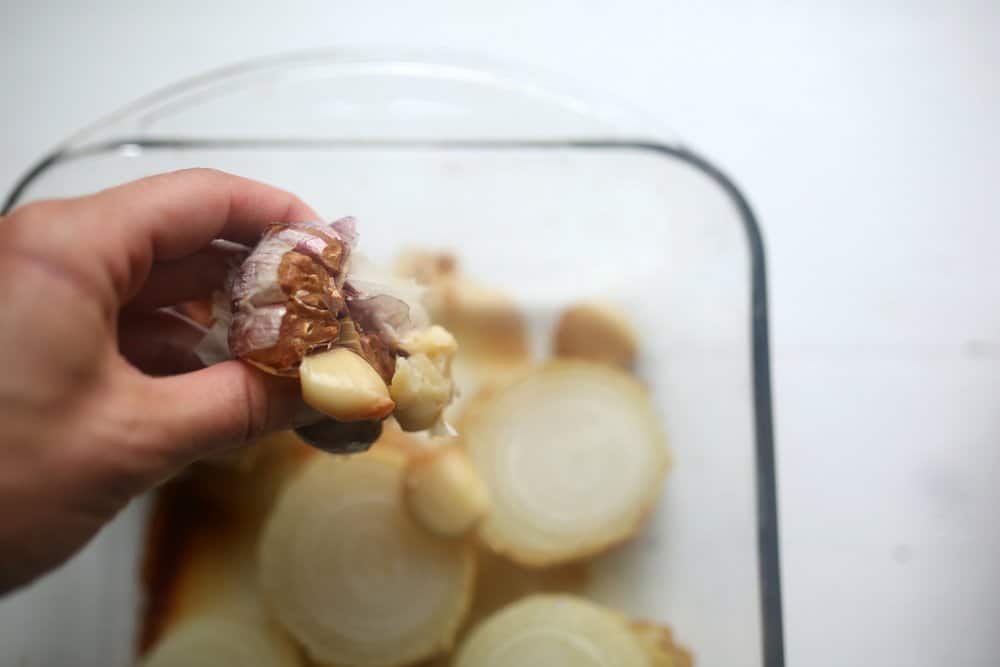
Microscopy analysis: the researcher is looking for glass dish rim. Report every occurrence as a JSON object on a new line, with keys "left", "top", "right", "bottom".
{"left": 1, "top": 55, "right": 784, "bottom": 667}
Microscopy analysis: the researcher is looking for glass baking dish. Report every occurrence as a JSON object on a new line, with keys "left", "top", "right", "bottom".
{"left": 0, "top": 51, "right": 783, "bottom": 667}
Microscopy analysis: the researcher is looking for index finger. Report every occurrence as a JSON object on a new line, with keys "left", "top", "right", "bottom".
{"left": 58, "top": 168, "right": 322, "bottom": 305}
{"left": 86, "top": 168, "right": 320, "bottom": 260}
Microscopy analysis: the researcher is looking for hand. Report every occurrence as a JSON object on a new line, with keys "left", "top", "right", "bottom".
{"left": 0, "top": 168, "right": 319, "bottom": 593}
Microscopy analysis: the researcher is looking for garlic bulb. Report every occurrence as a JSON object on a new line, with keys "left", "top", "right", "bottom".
{"left": 229, "top": 219, "right": 354, "bottom": 375}
{"left": 194, "top": 218, "right": 457, "bottom": 436}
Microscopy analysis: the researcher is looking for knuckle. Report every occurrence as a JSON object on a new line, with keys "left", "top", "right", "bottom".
{"left": 239, "top": 371, "right": 271, "bottom": 443}
{"left": 8, "top": 199, "right": 64, "bottom": 228}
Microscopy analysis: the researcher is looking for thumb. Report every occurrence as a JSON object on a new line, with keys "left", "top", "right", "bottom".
{"left": 145, "top": 361, "right": 305, "bottom": 464}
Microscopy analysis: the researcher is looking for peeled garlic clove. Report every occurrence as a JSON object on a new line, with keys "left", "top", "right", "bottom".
{"left": 405, "top": 446, "right": 490, "bottom": 537}
{"left": 553, "top": 301, "right": 640, "bottom": 370}
{"left": 390, "top": 354, "right": 453, "bottom": 432}
{"left": 299, "top": 348, "right": 394, "bottom": 422}
{"left": 430, "top": 279, "right": 530, "bottom": 360}
{"left": 392, "top": 250, "right": 528, "bottom": 359}
{"left": 388, "top": 326, "right": 458, "bottom": 432}
{"left": 399, "top": 324, "right": 458, "bottom": 362}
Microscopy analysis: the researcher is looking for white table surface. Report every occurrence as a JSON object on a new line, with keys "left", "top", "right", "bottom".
{"left": 3, "top": 2, "right": 1000, "bottom": 665}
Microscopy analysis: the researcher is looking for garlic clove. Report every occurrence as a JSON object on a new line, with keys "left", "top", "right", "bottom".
{"left": 553, "top": 301, "right": 639, "bottom": 370}
{"left": 399, "top": 325, "right": 458, "bottom": 364}
{"left": 389, "top": 354, "right": 454, "bottom": 432}
{"left": 405, "top": 446, "right": 491, "bottom": 538}
{"left": 389, "top": 325, "right": 459, "bottom": 431}
{"left": 299, "top": 348, "right": 395, "bottom": 422}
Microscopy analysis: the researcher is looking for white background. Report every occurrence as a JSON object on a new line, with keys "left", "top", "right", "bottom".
{"left": 3, "top": 1, "right": 1000, "bottom": 665}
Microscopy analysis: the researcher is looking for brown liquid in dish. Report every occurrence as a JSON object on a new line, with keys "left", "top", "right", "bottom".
{"left": 137, "top": 437, "right": 314, "bottom": 656}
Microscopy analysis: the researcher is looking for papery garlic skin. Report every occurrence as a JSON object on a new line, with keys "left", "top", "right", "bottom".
{"left": 229, "top": 218, "right": 354, "bottom": 376}
{"left": 196, "top": 217, "right": 458, "bottom": 435}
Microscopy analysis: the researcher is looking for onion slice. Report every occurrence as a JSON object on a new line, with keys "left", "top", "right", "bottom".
{"left": 258, "top": 450, "right": 475, "bottom": 666}
{"left": 140, "top": 615, "right": 301, "bottom": 667}
{"left": 139, "top": 432, "right": 310, "bottom": 666}
{"left": 454, "top": 594, "right": 649, "bottom": 667}
{"left": 462, "top": 361, "right": 670, "bottom": 566}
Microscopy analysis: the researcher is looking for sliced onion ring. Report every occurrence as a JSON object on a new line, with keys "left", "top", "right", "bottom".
{"left": 462, "top": 361, "right": 670, "bottom": 566}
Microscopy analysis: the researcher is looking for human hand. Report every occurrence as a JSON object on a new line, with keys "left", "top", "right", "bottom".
{"left": 0, "top": 169, "right": 320, "bottom": 592}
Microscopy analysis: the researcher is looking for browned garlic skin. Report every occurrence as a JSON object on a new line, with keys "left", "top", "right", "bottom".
{"left": 229, "top": 219, "right": 354, "bottom": 376}
{"left": 216, "top": 217, "right": 455, "bottom": 434}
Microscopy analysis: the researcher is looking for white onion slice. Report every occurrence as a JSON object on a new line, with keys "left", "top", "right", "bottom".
{"left": 462, "top": 361, "right": 670, "bottom": 566}
{"left": 258, "top": 450, "right": 474, "bottom": 666}
{"left": 141, "top": 614, "right": 301, "bottom": 667}
{"left": 454, "top": 594, "right": 649, "bottom": 667}
{"left": 140, "top": 432, "right": 310, "bottom": 666}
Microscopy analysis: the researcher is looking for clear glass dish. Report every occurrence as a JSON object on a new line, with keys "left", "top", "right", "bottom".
{"left": 0, "top": 51, "right": 782, "bottom": 667}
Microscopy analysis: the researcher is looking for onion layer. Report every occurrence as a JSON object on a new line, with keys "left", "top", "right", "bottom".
{"left": 462, "top": 361, "right": 670, "bottom": 566}
{"left": 139, "top": 432, "right": 311, "bottom": 666}
{"left": 141, "top": 615, "right": 301, "bottom": 667}
{"left": 454, "top": 594, "right": 649, "bottom": 667}
{"left": 258, "top": 451, "right": 475, "bottom": 666}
